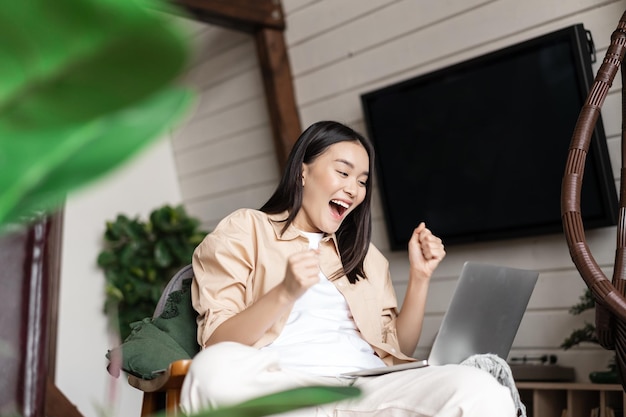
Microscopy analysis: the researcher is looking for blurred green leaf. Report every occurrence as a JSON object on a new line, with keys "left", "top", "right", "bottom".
{"left": 154, "top": 240, "right": 173, "bottom": 268}
{"left": 130, "top": 267, "right": 146, "bottom": 278}
{"left": 104, "top": 284, "right": 124, "bottom": 303}
{"left": 173, "top": 386, "right": 361, "bottom": 417}
{"left": 561, "top": 322, "right": 598, "bottom": 350}
{"left": 0, "top": 87, "right": 193, "bottom": 226}
{"left": 0, "top": 0, "right": 195, "bottom": 230}
{"left": 97, "top": 251, "right": 117, "bottom": 268}
{"left": 0, "top": 0, "right": 188, "bottom": 129}
{"left": 569, "top": 288, "right": 595, "bottom": 315}
{"left": 240, "top": 385, "right": 360, "bottom": 408}
{"left": 167, "top": 235, "right": 194, "bottom": 263}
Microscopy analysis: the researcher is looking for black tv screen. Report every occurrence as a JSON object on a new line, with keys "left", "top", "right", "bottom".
{"left": 361, "top": 24, "right": 618, "bottom": 250}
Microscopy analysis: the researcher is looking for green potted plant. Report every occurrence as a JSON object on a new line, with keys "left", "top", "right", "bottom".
{"left": 561, "top": 288, "right": 617, "bottom": 383}
{"left": 97, "top": 204, "right": 207, "bottom": 340}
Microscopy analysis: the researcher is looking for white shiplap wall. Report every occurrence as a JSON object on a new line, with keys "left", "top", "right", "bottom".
{"left": 172, "top": 21, "right": 279, "bottom": 230}
{"left": 170, "top": 0, "right": 626, "bottom": 382}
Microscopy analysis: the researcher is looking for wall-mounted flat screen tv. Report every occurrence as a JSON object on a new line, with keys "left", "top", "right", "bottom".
{"left": 361, "top": 24, "right": 618, "bottom": 250}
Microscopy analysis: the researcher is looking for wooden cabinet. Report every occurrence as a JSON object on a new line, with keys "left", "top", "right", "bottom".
{"left": 516, "top": 382, "right": 624, "bottom": 417}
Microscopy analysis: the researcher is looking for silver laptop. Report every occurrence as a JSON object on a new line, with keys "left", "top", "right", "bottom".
{"left": 343, "top": 261, "right": 538, "bottom": 377}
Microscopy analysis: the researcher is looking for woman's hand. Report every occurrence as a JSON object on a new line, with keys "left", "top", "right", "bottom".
{"left": 206, "top": 249, "right": 320, "bottom": 347}
{"left": 281, "top": 250, "right": 321, "bottom": 300}
{"left": 408, "top": 223, "right": 446, "bottom": 281}
{"left": 396, "top": 223, "right": 444, "bottom": 354}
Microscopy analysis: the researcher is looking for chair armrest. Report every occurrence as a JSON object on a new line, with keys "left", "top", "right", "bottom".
{"left": 128, "top": 359, "right": 192, "bottom": 393}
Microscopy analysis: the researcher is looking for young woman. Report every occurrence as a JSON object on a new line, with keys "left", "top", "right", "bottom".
{"left": 180, "top": 121, "right": 516, "bottom": 416}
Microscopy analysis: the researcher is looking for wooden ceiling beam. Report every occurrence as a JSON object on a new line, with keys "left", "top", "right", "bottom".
{"left": 174, "top": 0, "right": 284, "bottom": 32}
{"left": 173, "top": 0, "right": 300, "bottom": 169}
{"left": 255, "top": 28, "right": 301, "bottom": 172}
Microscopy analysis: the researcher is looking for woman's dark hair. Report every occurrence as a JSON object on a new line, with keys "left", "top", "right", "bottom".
{"left": 260, "top": 120, "right": 375, "bottom": 284}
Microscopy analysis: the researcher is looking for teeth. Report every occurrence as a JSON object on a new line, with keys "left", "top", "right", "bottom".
{"left": 331, "top": 199, "right": 349, "bottom": 209}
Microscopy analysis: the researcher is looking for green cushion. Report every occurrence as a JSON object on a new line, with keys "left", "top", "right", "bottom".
{"left": 106, "top": 278, "right": 200, "bottom": 379}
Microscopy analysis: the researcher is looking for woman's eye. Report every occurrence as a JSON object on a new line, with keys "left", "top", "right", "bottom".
{"left": 337, "top": 171, "right": 348, "bottom": 177}
{"left": 358, "top": 180, "right": 367, "bottom": 187}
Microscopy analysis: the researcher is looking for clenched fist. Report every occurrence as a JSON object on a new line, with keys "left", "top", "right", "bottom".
{"left": 281, "top": 249, "right": 321, "bottom": 301}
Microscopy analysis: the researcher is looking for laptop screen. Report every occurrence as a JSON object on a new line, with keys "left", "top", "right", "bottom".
{"left": 427, "top": 262, "right": 538, "bottom": 365}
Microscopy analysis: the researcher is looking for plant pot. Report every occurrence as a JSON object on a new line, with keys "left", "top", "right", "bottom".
{"left": 589, "top": 368, "right": 619, "bottom": 384}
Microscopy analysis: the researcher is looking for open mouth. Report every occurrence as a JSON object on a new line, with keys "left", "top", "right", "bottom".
{"left": 330, "top": 199, "right": 350, "bottom": 217}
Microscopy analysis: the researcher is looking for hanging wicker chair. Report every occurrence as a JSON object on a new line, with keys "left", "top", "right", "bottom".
{"left": 562, "top": 10, "right": 626, "bottom": 390}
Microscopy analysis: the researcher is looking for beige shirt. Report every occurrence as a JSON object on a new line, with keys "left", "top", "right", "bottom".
{"left": 191, "top": 208, "right": 415, "bottom": 366}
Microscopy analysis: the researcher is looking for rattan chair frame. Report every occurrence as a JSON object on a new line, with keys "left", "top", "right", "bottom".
{"left": 562, "top": 9, "right": 626, "bottom": 390}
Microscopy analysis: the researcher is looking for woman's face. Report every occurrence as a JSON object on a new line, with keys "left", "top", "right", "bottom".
{"left": 294, "top": 140, "right": 369, "bottom": 234}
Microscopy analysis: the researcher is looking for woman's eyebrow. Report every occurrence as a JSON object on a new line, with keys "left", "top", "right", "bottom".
{"left": 335, "top": 159, "right": 369, "bottom": 176}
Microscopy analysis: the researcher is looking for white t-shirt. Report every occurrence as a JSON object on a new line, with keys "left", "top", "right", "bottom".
{"left": 261, "top": 231, "right": 386, "bottom": 376}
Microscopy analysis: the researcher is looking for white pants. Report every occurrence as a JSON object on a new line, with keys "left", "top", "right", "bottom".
{"left": 180, "top": 342, "right": 517, "bottom": 417}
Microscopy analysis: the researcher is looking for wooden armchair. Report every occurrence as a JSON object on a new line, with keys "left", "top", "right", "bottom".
{"left": 128, "top": 359, "right": 192, "bottom": 417}
{"left": 561, "top": 9, "right": 626, "bottom": 390}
